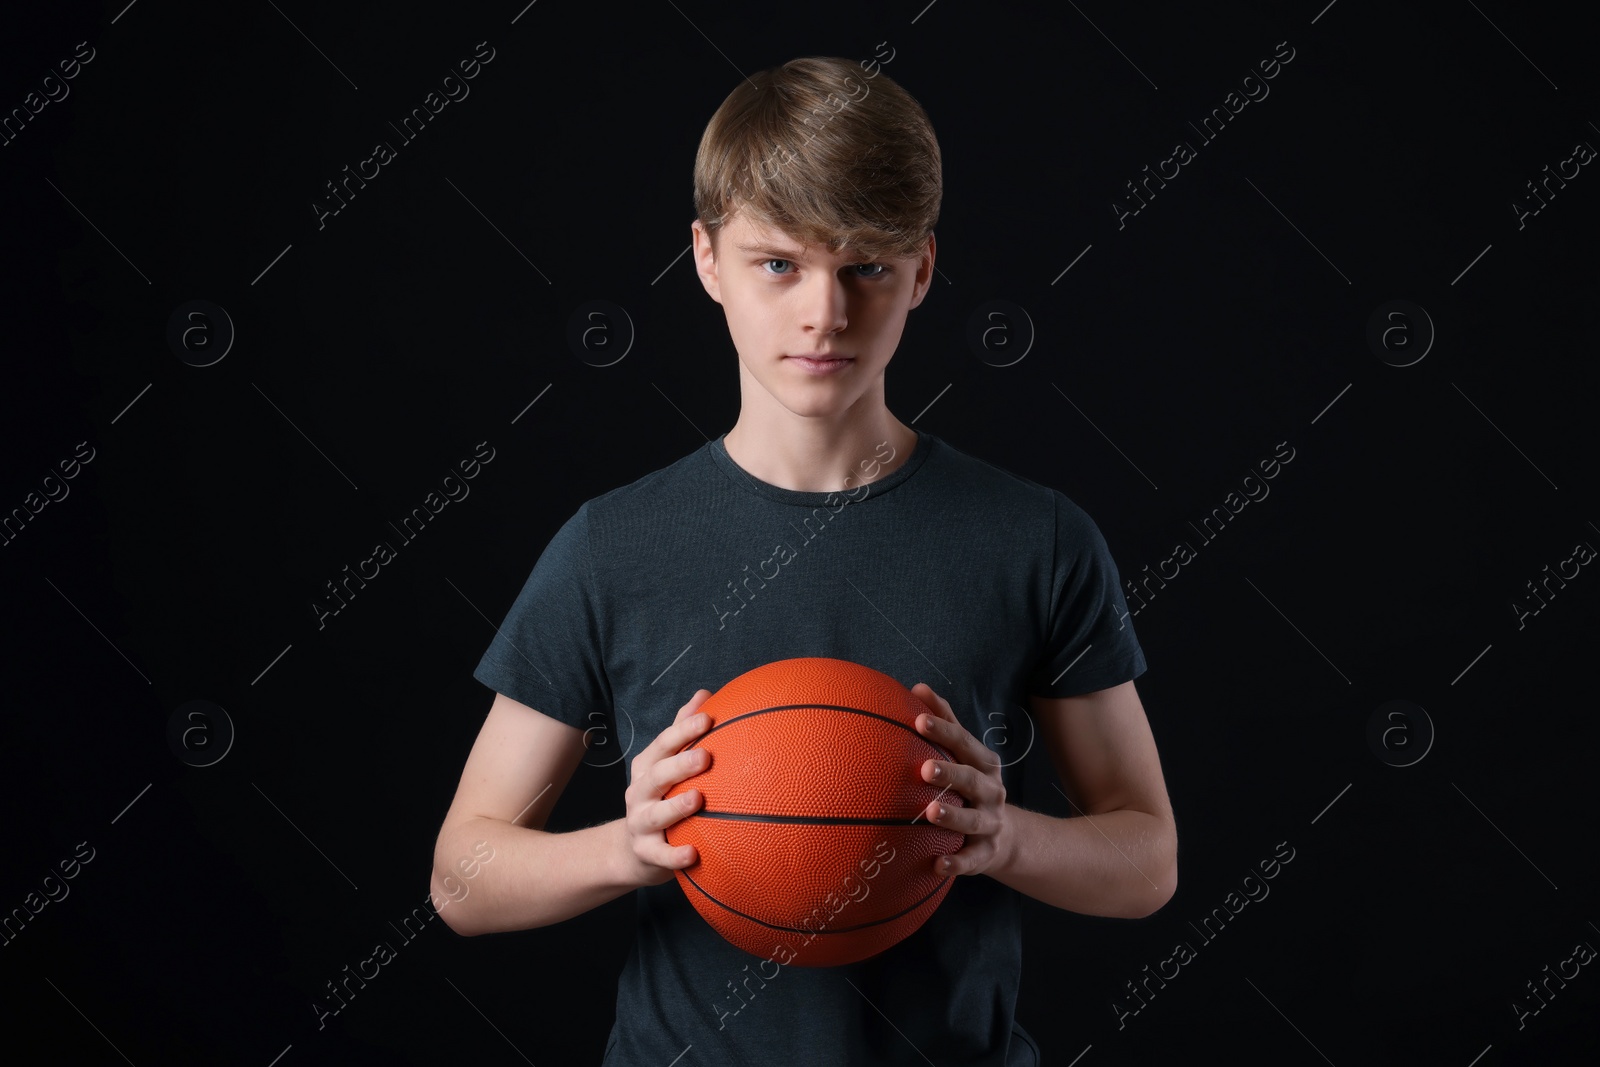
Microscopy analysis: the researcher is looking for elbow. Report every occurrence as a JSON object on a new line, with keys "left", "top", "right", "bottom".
{"left": 1132, "top": 871, "right": 1176, "bottom": 918}
{"left": 428, "top": 869, "right": 479, "bottom": 937}
{"left": 1130, "top": 819, "right": 1179, "bottom": 918}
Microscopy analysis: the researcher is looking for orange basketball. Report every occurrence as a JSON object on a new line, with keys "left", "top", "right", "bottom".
{"left": 663, "top": 656, "right": 964, "bottom": 967}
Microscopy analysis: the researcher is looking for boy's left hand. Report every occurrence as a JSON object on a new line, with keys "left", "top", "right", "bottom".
{"left": 910, "top": 682, "right": 1012, "bottom": 878}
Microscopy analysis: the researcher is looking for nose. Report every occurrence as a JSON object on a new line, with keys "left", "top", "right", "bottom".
{"left": 799, "top": 271, "right": 849, "bottom": 335}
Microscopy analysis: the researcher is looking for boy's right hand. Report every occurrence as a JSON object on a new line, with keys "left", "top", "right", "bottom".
{"left": 622, "top": 688, "right": 714, "bottom": 887}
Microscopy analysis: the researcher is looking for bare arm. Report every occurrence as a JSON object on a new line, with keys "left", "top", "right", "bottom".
{"left": 430, "top": 689, "right": 713, "bottom": 936}
{"left": 992, "top": 681, "right": 1177, "bottom": 918}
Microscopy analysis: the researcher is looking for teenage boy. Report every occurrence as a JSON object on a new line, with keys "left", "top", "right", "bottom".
{"left": 431, "top": 55, "right": 1177, "bottom": 1066}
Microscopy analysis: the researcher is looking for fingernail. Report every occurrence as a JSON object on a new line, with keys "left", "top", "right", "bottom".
{"left": 936, "top": 805, "right": 946, "bottom": 820}
{"left": 930, "top": 763, "right": 942, "bottom": 779}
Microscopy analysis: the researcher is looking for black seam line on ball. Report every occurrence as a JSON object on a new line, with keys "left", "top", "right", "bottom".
{"left": 693, "top": 811, "right": 939, "bottom": 825}
{"left": 685, "top": 702, "right": 952, "bottom": 758}
{"left": 680, "top": 869, "right": 953, "bottom": 935}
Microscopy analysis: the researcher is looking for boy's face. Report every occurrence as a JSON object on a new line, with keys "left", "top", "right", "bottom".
{"left": 691, "top": 210, "right": 935, "bottom": 421}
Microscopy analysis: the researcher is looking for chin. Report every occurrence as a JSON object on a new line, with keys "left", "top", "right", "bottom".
{"left": 779, "top": 394, "right": 855, "bottom": 418}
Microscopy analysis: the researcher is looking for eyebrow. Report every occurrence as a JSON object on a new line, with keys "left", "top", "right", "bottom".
{"left": 733, "top": 241, "right": 806, "bottom": 258}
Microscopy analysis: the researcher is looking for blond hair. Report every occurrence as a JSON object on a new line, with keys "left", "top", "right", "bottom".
{"left": 693, "top": 56, "right": 941, "bottom": 262}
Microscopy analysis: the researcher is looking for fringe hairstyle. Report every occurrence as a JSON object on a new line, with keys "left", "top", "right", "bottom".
{"left": 693, "top": 56, "right": 942, "bottom": 262}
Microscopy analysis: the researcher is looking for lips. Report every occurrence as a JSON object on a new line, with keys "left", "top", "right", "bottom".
{"left": 786, "top": 356, "right": 852, "bottom": 365}
{"left": 785, "top": 353, "right": 854, "bottom": 374}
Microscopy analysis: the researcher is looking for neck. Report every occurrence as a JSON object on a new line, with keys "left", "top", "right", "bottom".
{"left": 723, "top": 391, "right": 918, "bottom": 493}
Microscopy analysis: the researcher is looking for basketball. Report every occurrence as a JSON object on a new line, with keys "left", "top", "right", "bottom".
{"left": 663, "top": 656, "right": 965, "bottom": 967}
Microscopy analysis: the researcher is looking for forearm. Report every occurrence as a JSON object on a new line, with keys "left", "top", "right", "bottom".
{"left": 431, "top": 816, "right": 638, "bottom": 936}
{"left": 988, "top": 804, "right": 1176, "bottom": 919}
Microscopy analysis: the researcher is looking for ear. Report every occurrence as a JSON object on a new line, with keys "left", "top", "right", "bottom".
{"left": 691, "top": 219, "right": 723, "bottom": 305}
{"left": 906, "top": 231, "right": 936, "bottom": 310}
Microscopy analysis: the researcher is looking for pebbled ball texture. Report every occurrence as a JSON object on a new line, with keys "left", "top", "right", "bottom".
{"left": 664, "top": 657, "right": 964, "bottom": 967}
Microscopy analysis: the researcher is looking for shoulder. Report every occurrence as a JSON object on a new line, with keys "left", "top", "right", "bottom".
{"left": 923, "top": 433, "right": 1044, "bottom": 499}
{"left": 922, "top": 434, "right": 1102, "bottom": 537}
{"left": 572, "top": 441, "right": 714, "bottom": 524}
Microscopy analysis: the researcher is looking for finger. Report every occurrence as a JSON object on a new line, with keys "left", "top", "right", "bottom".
{"left": 933, "top": 833, "right": 995, "bottom": 876}
{"left": 920, "top": 758, "right": 976, "bottom": 802}
{"left": 630, "top": 791, "right": 703, "bottom": 870}
{"left": 649, "top": 791, "right": 704, "bottom": 869}
{"left": 923, "top": 758, "right": 1006, "bottom": 809}
{"left": 639, "top": 702, "right": 712, "bottom": 764}
{"left": 910, "top": 683, "right": 958, "bottom": 724}
{"left": 638, "top": 833, "right": 699, "bottom": 871}
{"left": 916, "top": 706, "right": 998, "bottom": 773}
{"left": 934, "top": 845, "right": 985, "bottom": 877}
{"left": 925, "top": 796, "right": 985, "bottom": 835}
{"left": 665, "top": 711, "right": 712, "bottom": 755}
{"left": 676, "top": 688, "right": 713, "bottom": 720}
{"left": 645, "top": 787, "right": 704, "bottom": 832}
{"left": 652, "top": 744, "right": 711, "bottom": 798}
{"left": 911, "top": 685, "right": 969, "bottom": 751}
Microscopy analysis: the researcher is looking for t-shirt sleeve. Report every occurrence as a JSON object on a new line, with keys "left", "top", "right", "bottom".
{"left": 471, "top": 502, "right": 611, "bottom": 730}
{"left": 1027, "top": 491, "right": 1148, "bottom": 698}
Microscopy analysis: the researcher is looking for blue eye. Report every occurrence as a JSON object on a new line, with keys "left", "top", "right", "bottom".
{"left": 760, "top": 260, "right": 892, "bottom": 278}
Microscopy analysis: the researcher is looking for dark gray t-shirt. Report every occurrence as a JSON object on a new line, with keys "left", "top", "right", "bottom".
{"left": 473, "top": 429, "right": 1147, "bottom": 1066}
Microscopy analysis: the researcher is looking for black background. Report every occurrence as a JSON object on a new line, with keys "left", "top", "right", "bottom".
{"left": 2, "top": 1, "right": 1597, "bottom": 1063}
